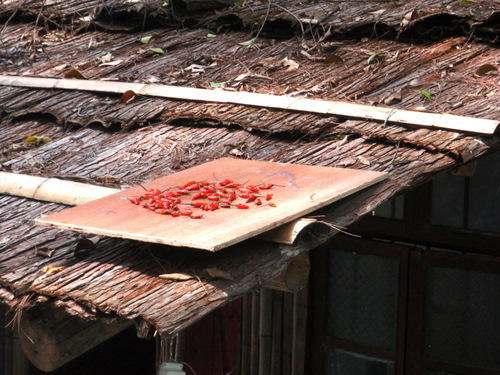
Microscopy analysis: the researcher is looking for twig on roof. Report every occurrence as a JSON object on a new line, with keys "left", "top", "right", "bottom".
{"left": 251, "top": 0, "right": 271, "bottom": 45}
{"left": 32, "top": 0, "right": 46, "bottom": 56}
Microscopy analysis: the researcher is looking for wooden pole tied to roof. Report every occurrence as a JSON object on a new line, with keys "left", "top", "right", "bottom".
{"left": 0, "top": 75, "right": 498, "bottom": 135}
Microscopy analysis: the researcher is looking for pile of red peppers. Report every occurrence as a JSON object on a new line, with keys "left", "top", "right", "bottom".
{"left": 129, "top": 178, "right": 276, "bottom": 219}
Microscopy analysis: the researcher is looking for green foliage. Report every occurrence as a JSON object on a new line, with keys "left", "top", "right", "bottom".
{"left": 367, "top": 52, "right": 382, "bottom": 65}
{"left": 150, "top": 48, "right": 165, "bottom": 55}
{"left": 419, "top": 90, "right": 432, "bottom": 101}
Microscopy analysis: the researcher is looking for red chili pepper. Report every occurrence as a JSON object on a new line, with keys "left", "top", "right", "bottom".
{"left": 216, "top": 190, "right": 228, "bottom": 198}
{"left": 246, "top": 195, "right": 257, "bottom": 203}
{"left": 217, "top": 178, "right": 231, "bottom": 186}
{"left": 204, "top": 203, "right": 219, "bottom": 211}
{"left": 144, "top": 188, "right": 161, "bottom": 197}
{"left": 130, "top": 178, "right": 277, "bottom": 219}
{"left": 246, "top": 185, "right": 260, "bottom": 192}
{"left": 179, "top": 180, "right": 196, "bottom": 189}
{"left": 191, "top": 192, "right": 203, "bottom": 200}
{"left": 186, "top": 183, "right": 200, "bottom": 191}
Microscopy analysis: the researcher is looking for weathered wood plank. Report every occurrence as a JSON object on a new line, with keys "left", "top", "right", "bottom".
{"left": 36, "top": 159, "right": 387, "bottom": 250}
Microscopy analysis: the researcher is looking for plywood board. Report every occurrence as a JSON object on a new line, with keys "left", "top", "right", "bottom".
{"left": 36, "top": 159, "right": 387, "bottom": 251}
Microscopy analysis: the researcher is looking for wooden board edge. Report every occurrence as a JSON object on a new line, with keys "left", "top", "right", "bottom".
{"left": 35, "top": 170, "right": 388, "bottom": 251}
{"left": 34, "top": 218, "right": 219, "bottom": 251}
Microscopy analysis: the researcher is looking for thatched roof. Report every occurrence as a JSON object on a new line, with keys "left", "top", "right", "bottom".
{"left": 1, "top": 0, "right": 499, "bottom": 337}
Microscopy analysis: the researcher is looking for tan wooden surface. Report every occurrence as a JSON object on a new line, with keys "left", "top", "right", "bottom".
{"left": 36, "top": 158, "right": 386, "bottom": 251}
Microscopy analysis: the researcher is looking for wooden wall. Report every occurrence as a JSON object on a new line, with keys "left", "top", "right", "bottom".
{"left": 240, "top": 287, "right": 308, "bottom": 375}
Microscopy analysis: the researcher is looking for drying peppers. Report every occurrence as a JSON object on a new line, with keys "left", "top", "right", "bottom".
{"left": 129, "top": 178, "right": 277, "bottom": 219}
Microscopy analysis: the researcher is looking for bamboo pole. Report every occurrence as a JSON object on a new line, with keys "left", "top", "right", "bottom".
{"left": 257, "top": 219, "right": 319, "bottom": 245}
{"left": 0, "top": 172, "right": 118, "bottom": 206}
{"left": 0, "top": 75, "right": 497, "bottom": 134}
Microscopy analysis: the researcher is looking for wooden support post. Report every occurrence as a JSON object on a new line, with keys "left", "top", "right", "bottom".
{"left": 281, "top": 293, "right": 294, "bottom": 375}
{"left": 270, "top": 291, "right": 283, "bottom": 375}
{"left": 250, "top": 292, "right": 260, "bottom": 375}
{"left": 18, "top": 306, "right": 132, "bottom": 372}
{"left": 291, "top": 285, "right": 308, "bottom": 375}
{"left": 11, "top": 330, "right": 32, "bottom": 375}
{"left": 240, "top": 294, "right": 252, "bottom": 375}
{"left": 1, "top": 306, "right": 33, "bottom": 375}
{"left": 258, "top": 289, "right": 273, "bottom": 375}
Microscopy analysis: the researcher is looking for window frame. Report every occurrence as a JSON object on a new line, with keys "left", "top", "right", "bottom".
{"left": 350, "top": 181, "right": 500, "bottom": 256}
{"left": 308, "top": 236, "right": 500, "bottom": 375}
{"left": 405, "top": 249, "right": 500, "bottom": 375}
{"left": 307, "top": 236, "right": 410, "bottom": 375}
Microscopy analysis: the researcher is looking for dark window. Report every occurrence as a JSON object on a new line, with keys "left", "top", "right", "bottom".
{"left": 326, "top": 250, "right": 399, "bottom": 352}
{"left": 312, "top": 151, "right": 500, "bottom": 375}
{"left": 422, "top": 265, "right": 500, "bottom": 368}
{"left": 372, "top": 195, "right": 405, "bottom": 220}
{"left": 308, "top": 237, "right": 500, "bottom": 375}
{"left": 308, "top": 237, "right": 409, "bottom": 375}
{"left": 351, "top": 151, "right": 500, "bottom": 255}
{"left": 431, "top": 152, "right": 500, "bottom": 234}
{"left": 407, "top": 250, "right": 500, "bottom": 375}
